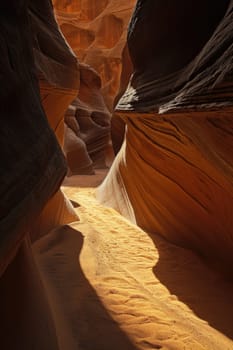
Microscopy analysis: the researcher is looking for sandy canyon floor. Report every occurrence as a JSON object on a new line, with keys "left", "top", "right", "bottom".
{"left": 33, "top": 169, "right": 233, "bottom": 350}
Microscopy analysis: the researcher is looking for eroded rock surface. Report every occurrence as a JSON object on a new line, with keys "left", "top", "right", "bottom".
{"left": 64, "top": 63, "right": 111, "bottom": 175}
{"left": 98, "top": 0, "right": 233, "bottom": 274}
{"left": 53, "top": 0, "right": 136, "bottom": 109}
{"left": 64, "top": 106, "right": 94, "bottom": 175}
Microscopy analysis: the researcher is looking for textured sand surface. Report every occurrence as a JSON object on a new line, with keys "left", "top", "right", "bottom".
{"left": 32, "top": 171, "right": 233, "bottom": 350}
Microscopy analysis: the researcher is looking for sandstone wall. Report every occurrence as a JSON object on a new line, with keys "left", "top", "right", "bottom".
{"left": 29, "top": 0, "right": 80, "bottom": 240}
{"left": 53, "top": 0, "right": 136, "bottom": 110}
{"left": 64, "top": 63, "right": 111, "bottom": 175}
{"left": 0, "top": 0, "right": 69, "bottom": 276}
{"left": 0, "top": 1, "right": 75, "bottom": 348}
{"left": 98, "top": 0, "right": 233, "bottom": 275}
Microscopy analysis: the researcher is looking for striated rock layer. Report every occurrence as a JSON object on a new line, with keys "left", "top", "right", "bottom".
{"left": 98, "top": 0, "right": 233, "bottom": 274}
{"left": 0, "top": 1, "right": 71, "bottom": 349}
{"left": 0, "top": 0, "right": 67, "bottom": 276}
{"left": 0, "top": 1, "right": 80, "bottom": 348}
{"left": 53, "top": 0, "right": 136, "bottom": 109}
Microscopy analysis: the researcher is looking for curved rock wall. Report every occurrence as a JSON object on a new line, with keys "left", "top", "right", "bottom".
{"left": 0, "top": 1, "right": 77, "bottom": 348}
{"left": 53, "top": 0, "right": 136, "bottom": 110}
{"left": 64, "top": 105, "right": 94, "bottom": 175}
{"left": 29, "top": 0, "right": 80, "bottom": 241}
{"left": 98, "top": 0, "right": 233, "bottom": 275}
{"left": 0, "top": 0, "right": 68, "bottom": 275}
{"left": 64, "top": 63, "right": 111, "bottom": 175}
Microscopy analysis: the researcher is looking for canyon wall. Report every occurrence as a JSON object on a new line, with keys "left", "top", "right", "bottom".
{"left": 53, "top": 0, "right": 136, "bottom": 110}
{"left": 98, "top": 0, "right": 233, "bottom": 275}
{"left": 0, "top": 1, "right": 80, "bottom": 348}
{"left": 0, "top": 0, "right": 71, "bottom": 276}
{"left": 30, "top": 0, "right": 80, "bottom": 239}
{"left": 64, "top": 63, "right": 111, "bottom": 175}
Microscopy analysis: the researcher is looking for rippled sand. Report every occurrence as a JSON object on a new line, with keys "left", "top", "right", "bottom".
{"left": 33, "top": 170, "right": 233, "bottom": 350}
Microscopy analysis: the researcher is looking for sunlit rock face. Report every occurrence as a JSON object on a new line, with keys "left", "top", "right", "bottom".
{"left": 64, "top": 63, "right": 111, "bottom": 175}
{"left": 53, "top": 0, "right": 136, "bottom": 110}
{"left": 98, "top": 0, "right": 233, "bottom": 274}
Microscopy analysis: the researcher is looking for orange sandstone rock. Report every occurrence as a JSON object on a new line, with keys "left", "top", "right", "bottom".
{"left": 64, "top": 107, "right": 94, "bottom": 175}
{"left": 64, "top": 63, "right": 111, "bottom": 175}
{"left": 53, "top": 0, "right": 136, "bottom": 110}
{"left": 98, "top": 0, "right": 233, "bottom": 275}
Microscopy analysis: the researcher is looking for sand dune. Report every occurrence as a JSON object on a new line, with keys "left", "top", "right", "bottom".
{"left": 31, "top": 171, "right": 233, "bottom": 350}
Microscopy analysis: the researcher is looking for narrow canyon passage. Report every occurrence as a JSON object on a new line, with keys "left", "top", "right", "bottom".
{"left": 1, "top": 1, "right": 233, "bottom": 349}
{"left": 31, "top": 170, "right": 233, "bottom": 350}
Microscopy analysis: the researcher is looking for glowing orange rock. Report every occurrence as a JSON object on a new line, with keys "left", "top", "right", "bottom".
{"left": 53, "top": 0, "right": 136, "bottom": 110}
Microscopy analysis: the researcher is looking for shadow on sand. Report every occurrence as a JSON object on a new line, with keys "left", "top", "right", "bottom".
{"left": 34, "top": 225, "right": 137, "bottom": 350}
{"left": 148, "top": 231, "right": 233, "bottom": 340}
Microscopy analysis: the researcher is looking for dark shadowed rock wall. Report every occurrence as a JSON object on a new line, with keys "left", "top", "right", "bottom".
{"left": 0, "top": 2, "right": 80, "bottom": 348}
{"left": 0, "top": 0, "right": 67, "bottom": 275}
{"left": 29, "top": 0, "right": 80, "bottom": 240}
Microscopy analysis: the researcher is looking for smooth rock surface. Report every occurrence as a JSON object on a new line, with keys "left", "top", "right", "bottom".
{"left": 0, "top": 0, "right": 67, "bottom": 275}
{"left": 0, "top": 1, "right": 71, "bottom": 348}
{"left": 98, "top": 0, "right": 233, "bottom": 274}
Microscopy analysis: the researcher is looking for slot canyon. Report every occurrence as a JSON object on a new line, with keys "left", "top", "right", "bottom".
{"left": 0, "top": 1, "right": 233, "bottom": 349}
